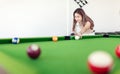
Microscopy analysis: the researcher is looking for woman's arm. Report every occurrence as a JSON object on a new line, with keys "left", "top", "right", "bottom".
{"left": 80, "top": 21, "right": 91, "bottom": 34}
{"left": 78, "top": 21, "right": 91, "bottom": 38}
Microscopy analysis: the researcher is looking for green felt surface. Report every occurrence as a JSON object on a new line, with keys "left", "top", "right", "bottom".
{"left": 0, "top": 37, "right": 120, "bottom": 74}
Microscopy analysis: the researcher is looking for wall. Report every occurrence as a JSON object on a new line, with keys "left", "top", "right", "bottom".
{"left": 0, "top": 0, "right": 68, "bottom": 38}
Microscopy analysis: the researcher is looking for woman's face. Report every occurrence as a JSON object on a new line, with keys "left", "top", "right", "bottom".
{"left": 74, "top": 13, "right": 82, "bottom": 23}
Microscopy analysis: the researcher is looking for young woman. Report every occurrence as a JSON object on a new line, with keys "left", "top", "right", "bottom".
{"left": 72, "top": 8, "right": 94, "bottom": 38}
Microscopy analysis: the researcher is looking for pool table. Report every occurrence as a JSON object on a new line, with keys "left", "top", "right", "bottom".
{"left": 0, "top": 35, "right": 120, "bottom": 74}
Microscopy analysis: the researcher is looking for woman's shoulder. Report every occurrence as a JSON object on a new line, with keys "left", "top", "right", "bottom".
{"left": 85, "top": 21, "right": 94, "bottom": 30}
{"left": 85, "top": 21, "right": 91, "bottom": 26}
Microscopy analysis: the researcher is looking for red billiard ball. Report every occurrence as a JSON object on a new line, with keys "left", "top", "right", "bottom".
{"left": 52, "top": 36, "right": 58, "bottom": 42}
{"left": 115, "top": 45, "right": 120, "bottom": 58}
{"left": 88, "top": 51, "right": 113, "bottom": 74}
{"left": 27, "top": 44, "right": 41, "bottom": 59}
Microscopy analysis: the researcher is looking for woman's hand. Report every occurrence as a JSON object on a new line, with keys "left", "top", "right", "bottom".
{"left": 73, "top": 31, "right": 82, "bottom": 39}
{"left": 78, "top": 32, "right": 82, "bottom": 39}
{"left": 73, "top": 31, "right": 79, "bottom": 36}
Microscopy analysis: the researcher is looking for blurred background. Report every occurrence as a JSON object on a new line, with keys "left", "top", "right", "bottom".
{"left": 0, "top": 0, "right": 120, "bottom": 38}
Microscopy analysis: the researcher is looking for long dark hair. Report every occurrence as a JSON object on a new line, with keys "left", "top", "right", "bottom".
{"left": 72, "top": 8, "right": 94, "bottom": 31}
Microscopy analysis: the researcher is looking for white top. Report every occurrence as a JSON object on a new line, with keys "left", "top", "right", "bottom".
{"left": 75, "top": 22, "right": 94, "bottom": 35}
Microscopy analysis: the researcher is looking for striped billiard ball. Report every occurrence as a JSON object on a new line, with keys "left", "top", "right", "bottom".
{"left": 12, "top": 37, "right": 20, "bottom": 44}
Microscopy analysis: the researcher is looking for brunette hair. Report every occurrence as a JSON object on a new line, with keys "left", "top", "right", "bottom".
{"left": 72, "top": 8, "right": 94, "bottom": 31}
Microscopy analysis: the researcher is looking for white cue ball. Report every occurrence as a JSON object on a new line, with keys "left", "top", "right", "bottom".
{"left": 75, "top": 36, "right": 80, "bottom": 40}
